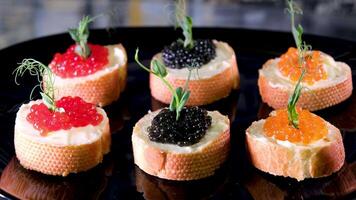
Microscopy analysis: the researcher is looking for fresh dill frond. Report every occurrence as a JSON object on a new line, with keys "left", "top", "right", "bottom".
{"left": 14, "top": 59, "right": 57, "bottom": 111}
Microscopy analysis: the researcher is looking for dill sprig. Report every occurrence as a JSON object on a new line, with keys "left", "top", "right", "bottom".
{"left": 175, "top": 0, "right": 194, "bottom": 49}
{"left": 135, "top": 49, "right": 191, "bottom": 120}
{"left": 287, "top": 69, "right": 305, "bottom": 128}
{"left": 14, "top": 59, "right": 57, "bottom": 111}
{"left": 286, "top": 0, "right": 311, "bottom": 128}
{"left": 286, "top": 0, "right": 312, "bottom": 65}
{"left": 68, "top": 16, "right": 94, "bottom": 58}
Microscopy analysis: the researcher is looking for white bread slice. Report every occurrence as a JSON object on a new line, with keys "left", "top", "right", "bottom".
{"left": 150, "top": 40, "right": 239, "bottom": 106}
{"left": 258, "top": 54, "right": 352, "bottom": 111}
{"left": 47, "top": 44, "right": 127, "bottom": 107}
{"left": 14, "top": 100, "right": 111, "bottom": 176}
{"left": 132, "top": 109, "right": 230, "bottom": 181}
{"left": 245, "top": 111, "right": 345, "bottom": 181}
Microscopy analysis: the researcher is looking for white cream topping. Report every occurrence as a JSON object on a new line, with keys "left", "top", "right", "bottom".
{"left": 15, "top": 100, "right": 108, "bottom": 146}
{"left": 155, "top": 40, "right": 234, "bottom": 80}
{"left": 259, "top": 52, "right": 348, "bottom": 90}
{"left": 53, "top": 44, "right": 126, "bottom": 84}
{"left": 134, "top": 110, "right": 229, "bottom": 153}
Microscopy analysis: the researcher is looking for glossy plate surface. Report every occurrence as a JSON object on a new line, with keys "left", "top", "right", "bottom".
{"left": 0, "top": 28, "right": 355, "bottom": 200}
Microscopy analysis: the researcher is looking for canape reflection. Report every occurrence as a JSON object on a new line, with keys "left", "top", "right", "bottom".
{"left": 135, "top": 165, "right": 228, "bottom": 200}
{"left": 0, "top": 157, "right": 112, "bottom": 200}
{"left": 244, "top": 162, "right": 356, "bottom": 199}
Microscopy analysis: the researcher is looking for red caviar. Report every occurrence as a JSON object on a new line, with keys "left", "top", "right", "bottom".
{"left": 278, "top": 47, "right": 327, "bottom": 85}
{"left": 263, "top": 109, "right": 328, "bottom": 144}
{"left": 50, "top": 44, "right": 108, "bottom": 78}
{"left": 27, "top": 96, "right": 103, "bottom": 135}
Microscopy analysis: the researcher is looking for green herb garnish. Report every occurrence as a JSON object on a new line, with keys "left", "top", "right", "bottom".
{"left": 286, "top": 0, "right": 311, "bottom": 128}
{"left": 135, "top": 49, "right": 191, "bottom": 120}
{"left": 287, "top": 69, "right": 305, "bottom": 128}
{"left": 14, "top": 59, "right": 57, "bottom": 111}
{"left": 286, "top": 0, "right": 311, "bottom": 65}
{"left": 175, "top": 0, "right": 194, "bottom": 49}
{"left": 68, "top": 16, "right": 94, "bottom": 58}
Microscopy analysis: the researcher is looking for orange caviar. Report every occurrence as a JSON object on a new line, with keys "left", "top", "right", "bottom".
{"left": 278, "top": 47, "right": 327, "bottom": 85}
{"left": 263, "top": 109, "right": 328, "bottom": 144}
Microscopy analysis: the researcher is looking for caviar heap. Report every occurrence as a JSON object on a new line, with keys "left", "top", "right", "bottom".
{"left": 27, "top": 96, "right": 103, "bottom": 135}
{"left": 278, "top": 47, "right": 326, "bottom": 85}
{"left": 263, "top": 108, "right": 328, "bottom": 144}
{"left": 148, "top": 107, "right": 212, "bottom": 146}
{"left": 162, "top": 39, "right": 216, "bottom": 69}
{"left": 50, "top": 44, "right": 108, "bottom": 78}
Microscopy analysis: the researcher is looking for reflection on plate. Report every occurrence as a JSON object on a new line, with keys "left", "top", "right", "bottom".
{"left": 135, "top": 165, "right": 229, "bottom": 200}
{"left": 318, "top": 93, "right": 356, "bottom": 132}
{"left": 0, "top": 157, "right": 112, "bottom": 200}
{"left": 244, "top": 162, "right": 356, "bottom": 200}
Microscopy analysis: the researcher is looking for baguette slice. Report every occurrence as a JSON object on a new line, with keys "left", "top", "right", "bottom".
{"left": 246, "top": 112, "right": 345, "bottom": 181}
{"left": 150, "top": 40, "right": 239, "bottom": 106}
{"left": 47, "top": 44, "right": 127, "bottom": 107}
{"left": 258, "top": 57, "right": 353, "bottom": 111}
{"left": 132, "top": 109, "right": 230, "bottom": 181}
{"left": 14, "top": 100, "right": 111, "bottom": 176}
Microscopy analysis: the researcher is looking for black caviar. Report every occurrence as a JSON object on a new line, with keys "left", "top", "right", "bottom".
{"left": 162, "top": 39, "right": 216, "bottom": 69}
{"left": 147, "top": 107, "right": 212, "bottom": 146}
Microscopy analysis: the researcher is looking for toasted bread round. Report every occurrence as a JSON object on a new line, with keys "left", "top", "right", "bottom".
{"left": 245, "top": 112, "right": 345, "bottom": 181}
{"left": 150, "top": 40, "right": 239, "bottom": 106}
{"left": 47, "top": 44, "right": 127, "bottom": 107}
{"left": 132, "top": 109, "right": 230, "bottom": 181}
{"left": 258, "top": 57, "right": 353, "bottom": 111}
{"left": 14, "top": 100, "right": 111, "bottom": 176}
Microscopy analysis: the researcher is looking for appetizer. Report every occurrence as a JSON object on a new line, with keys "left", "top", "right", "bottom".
{"left": 246, "top": 5, "right": 345, "bottom": 181}
{"left": 258, "top": 1, "right": 352, "bottom": 111}
{"left": 132, "top": 50, "right": 230, "bottom": 181}
{"left": 47, "top": 16, "right": 127, "bottom": 106}
{"left": 150, "top": 1, "right": 239, "bottom": 106}
{"left": 13, "top": 59, "right": 111, "bottom": 176}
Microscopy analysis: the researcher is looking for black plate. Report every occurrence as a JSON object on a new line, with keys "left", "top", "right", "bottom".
{"left": 0, "top": 28, "right": 355, "bottom": 200}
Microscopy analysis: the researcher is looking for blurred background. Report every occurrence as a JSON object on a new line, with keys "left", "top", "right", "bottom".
{"left": 0, "top": 0, "right": 355, "bottom": 49}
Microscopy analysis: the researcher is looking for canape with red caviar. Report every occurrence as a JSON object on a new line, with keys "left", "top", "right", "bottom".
{"left": 47, "top": 16, "right": 127, "bottom": 106}
{"left": 258, "top": 0, "right": 352, "bottom": 111}
{"left": 13, "top": 59, "right": 110, "bottom": 176}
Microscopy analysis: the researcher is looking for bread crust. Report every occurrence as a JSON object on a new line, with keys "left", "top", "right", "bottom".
{"left": 258, "top": 59, "right": 353, "bottom": 111}
{"left": 150, "top": 41, "right": 239, "bottom": 106}
{"left": 245, "top": 120, "right": 345, "bottom": 181}
{"left": 47, "top": 44, "right": 127, "bottom": 107}
{"left": 14, "top": 103, "right": 111, "bottom": 176}
{"left": 132, "top": 110, "right": 230, "bottom": 181}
